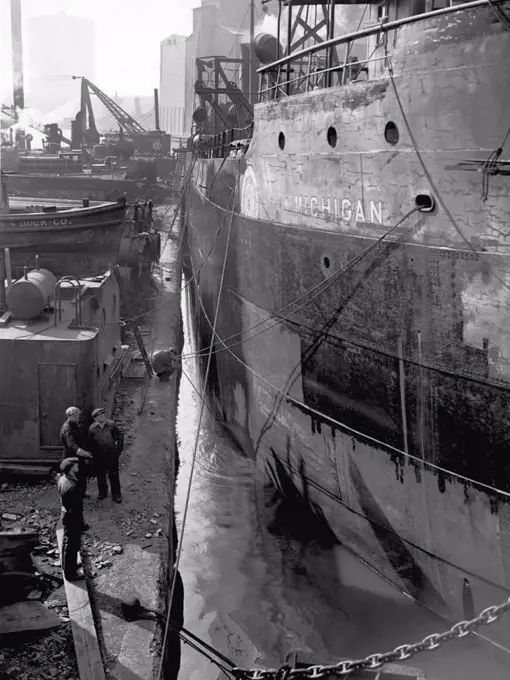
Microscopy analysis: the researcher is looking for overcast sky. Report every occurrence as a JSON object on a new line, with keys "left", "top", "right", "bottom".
{"left": 0, "top": 0, "right": 198, "bottom": 101}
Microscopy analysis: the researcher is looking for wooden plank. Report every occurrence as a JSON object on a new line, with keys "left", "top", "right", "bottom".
{"left": 132, "top": 324, "right": 154, "bottom": 376}
{"left": 0, "top": 458, "right": 59, "bottom": 466}
{"left": 0, "top": 311, "right": 12, "bottom": 326}
{"left": 0, "top": 463, "right": 52, "bottom": 476}
{"left": 0, "top": 600, "right": 60, "bottom": 634}
{"left": 112, "top": 265, "right": 153, "bottom": 377}
{"left": 103, "top": 345, "right": 130, "bottom": 387}
{"left": 56, "top": 526, "right": 106, "bottom": 680}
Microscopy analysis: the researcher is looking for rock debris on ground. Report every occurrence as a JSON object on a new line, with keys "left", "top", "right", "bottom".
{"left": 0, "top": 622, "right": 78, "bottom": 680}
{"left": 0, "top": 583, "right": 77, "bottom": 679}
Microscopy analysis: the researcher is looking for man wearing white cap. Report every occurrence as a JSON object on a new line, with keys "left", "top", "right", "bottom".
{"left": 60, "top": 406, "right": 93, "bottom": 498}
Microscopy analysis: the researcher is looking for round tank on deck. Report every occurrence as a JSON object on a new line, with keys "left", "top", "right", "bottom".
{"left": 6, "top": 268, "right": 57, "bottom": 320}
{"left": 254, "top": 33, "right": 282, "bottom": 65}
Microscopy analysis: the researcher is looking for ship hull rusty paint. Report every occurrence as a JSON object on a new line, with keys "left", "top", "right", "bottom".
{"left": 185, "top": 4, "right": 510, "bottom": 652}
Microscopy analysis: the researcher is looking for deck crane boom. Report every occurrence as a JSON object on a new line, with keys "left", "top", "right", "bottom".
{"left": 70, "top": 76, "right": 171, "bottom": 157}
{"left": 72, "top": 76, "right": 146, "bottom": 136}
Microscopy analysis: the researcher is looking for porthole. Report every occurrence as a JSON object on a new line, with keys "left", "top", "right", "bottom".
{"left": 278, "top": 132, "right": 285, "bottom": 150}
{"left": 327, "top": 126, "right": 337, "bottom": 148}
{"left": 321, "top": 254, "right": 334, "bottom": 278}
{"left": 415, "top": 192, "right": 435, "bottom": 212}
{"left": 384, "top": 121, "right": 399, "bottom": 145}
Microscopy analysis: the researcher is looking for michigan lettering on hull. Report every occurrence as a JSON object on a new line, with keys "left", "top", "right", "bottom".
{"left": 293, "top": 195, "right": 383, "bottom": 225}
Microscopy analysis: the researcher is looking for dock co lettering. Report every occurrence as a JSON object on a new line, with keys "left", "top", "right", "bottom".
{"left": 16, "top": 218, "right": 71, "bottom": 228}
{"left": 294, "top": 195, "right": 383, "bottom": 225}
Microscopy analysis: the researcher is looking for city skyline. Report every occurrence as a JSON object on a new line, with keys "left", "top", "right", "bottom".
{"left": 0, "top": 0, "right": 197, "bottom": 105}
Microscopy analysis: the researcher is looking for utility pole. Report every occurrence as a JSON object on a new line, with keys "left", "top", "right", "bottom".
{"left": 154, "top": 88, "right": 160, "bottom": 131}
{"left": 0, "top": 252, "right": 8, "bottom": 314}
{"left": 250, "top": 0, "right": 257, "bottom": 106}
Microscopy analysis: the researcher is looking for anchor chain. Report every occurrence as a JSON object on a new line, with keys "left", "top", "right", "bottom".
{"left": 232, "top": 597, "right": 510, "bottom": 679}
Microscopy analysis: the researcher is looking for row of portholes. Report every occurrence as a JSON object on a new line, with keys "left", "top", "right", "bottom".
{"left": 277, "top": 121, "right": 399, "bottom": 150}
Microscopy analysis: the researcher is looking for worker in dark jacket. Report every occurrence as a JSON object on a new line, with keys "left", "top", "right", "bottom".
{"left": 88, "top": 407, "right": 124, "bottom": 503}
{"left": 151, "top": 346, "right": 180, "bottom": 381}
{"left": 57, "top": 457, "right": 88, "bottom": 581}
{"left": 60, "top": 406, "right": 93, "bottom": 498}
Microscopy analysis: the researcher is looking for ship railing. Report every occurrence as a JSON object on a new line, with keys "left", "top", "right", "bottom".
{"left": 195, "top": 125, "right": 254, "bottom": 159}
{"left": 258, "top": 0, "right": 490, "bottom": 101}
{"left": 206, "top": 130, "right": 235, "bottom": 159}
{"left": 260, "top": 53, "right": 388, "bottom": 98}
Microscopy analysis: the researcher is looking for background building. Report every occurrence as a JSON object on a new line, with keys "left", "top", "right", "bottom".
{"left": 184, "top": 0, "right": 249, "bottom": 134}
{"left": 160, "top": 34, "right": 186, "bottom": 136}
{"left": 26, "top": 12, "right": 95, "bottom": 115}
{"left": 158, "top": 1, "right": 254, "bottom": 137}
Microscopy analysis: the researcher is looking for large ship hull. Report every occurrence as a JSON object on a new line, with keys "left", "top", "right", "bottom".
{"left": 186, "top": 167, "right": 510, "bottom": 653}
{"left": 185, "top": 2, "right": 510, "bottom": 655}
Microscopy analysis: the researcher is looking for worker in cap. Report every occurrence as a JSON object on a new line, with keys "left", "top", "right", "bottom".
{"left": 60, "top": 406, "right": 93, "bottom": 498}
{"left": 57, "top": 457, "right": 88, "bottom": 581}
{"left": 151, "top": 346, "right": 181, "bottom": 381}
{"left": 88, "top": 407, "right": 124, "bottom": 503}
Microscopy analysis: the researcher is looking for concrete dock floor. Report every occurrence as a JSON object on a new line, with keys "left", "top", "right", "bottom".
{"left": 90, "top": 210, "right": 182, "bottom": 679}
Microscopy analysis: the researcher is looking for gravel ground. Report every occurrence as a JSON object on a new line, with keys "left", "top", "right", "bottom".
{"left": 0, "top": 375, "right": 160, "bottom": 679}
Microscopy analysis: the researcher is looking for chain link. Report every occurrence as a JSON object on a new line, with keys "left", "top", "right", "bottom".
{"left": 232, "top": 597, "right": 510, "bottom": 679}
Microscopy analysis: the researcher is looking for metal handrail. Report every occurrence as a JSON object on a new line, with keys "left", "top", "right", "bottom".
{"left": 259, "top": 55, "right": 385, "bottom": 95}
{"left": 257, "top": 0, "right": 490, "bottom": 75}
{"left": 54, "top": 276, "right": 82, "bottom": 327}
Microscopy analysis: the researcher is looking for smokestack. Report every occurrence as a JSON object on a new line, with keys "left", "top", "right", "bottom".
{"left": 154, "top": 88, "right": 160, "bottom": 130}
{"left": 10, "top": 0, "right": 25, "bottom": 110}
{"left": 0, "top": 252, "right": 7, "bottom": 314}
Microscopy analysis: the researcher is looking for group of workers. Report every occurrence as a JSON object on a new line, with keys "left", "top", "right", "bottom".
{"left": 55, "top": 348, "right": 181, "bottom": 583}
{"left": 58, "top": 405, "right": 124, "bottom": 581}
{"left": 55, "top": 403, "right": 184, "bottom": 679}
